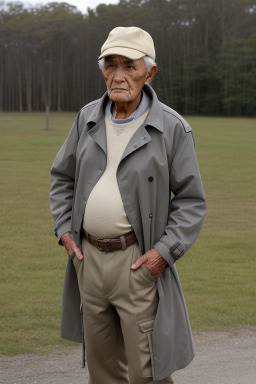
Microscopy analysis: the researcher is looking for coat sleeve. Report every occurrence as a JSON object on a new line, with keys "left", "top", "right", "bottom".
{"left": 154, "top": 125, "right": 206, "bottom": 266}
{"left": 50, "top": 116, "right": 80, "bottom": 244}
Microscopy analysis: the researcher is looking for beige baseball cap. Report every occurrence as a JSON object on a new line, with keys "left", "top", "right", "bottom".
{"left": 98, "top": 26, "right": 156, "bottom": 61}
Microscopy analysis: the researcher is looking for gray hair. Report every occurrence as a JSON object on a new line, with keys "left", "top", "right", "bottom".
{"left": 98, "top": 56, "right": 156, "bottom": 72}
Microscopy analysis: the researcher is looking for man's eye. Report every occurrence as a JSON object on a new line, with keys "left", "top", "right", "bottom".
{"left": 127, "top": 65, "right": 134, "bottom": 69}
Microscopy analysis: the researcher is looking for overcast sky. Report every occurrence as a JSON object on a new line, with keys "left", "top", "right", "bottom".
{"left": 11, "top": 0, "right": 119, "bottom": 14}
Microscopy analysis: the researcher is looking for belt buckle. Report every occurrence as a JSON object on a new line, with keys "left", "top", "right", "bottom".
{"left": 96, "top": 238, "right": 112, "bottom": 252}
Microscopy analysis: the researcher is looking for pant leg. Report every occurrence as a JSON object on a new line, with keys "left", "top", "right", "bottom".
{"left": 107, "top": 242, "right": 174, "bottom": 384}
{"left": 77, "top": 238, "right": 129, "bottom": 384}
{"left": 84, "top": 304, "right": 128, "bottom": 384}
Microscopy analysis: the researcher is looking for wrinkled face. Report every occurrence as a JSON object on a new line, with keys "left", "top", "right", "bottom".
{"left": 102, "top": 55, "right": 153, "bottom": 106}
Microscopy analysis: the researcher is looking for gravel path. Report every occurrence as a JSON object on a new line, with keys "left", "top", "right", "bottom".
{"left": 1, "top": 327, "right": 255, "bottom": 384}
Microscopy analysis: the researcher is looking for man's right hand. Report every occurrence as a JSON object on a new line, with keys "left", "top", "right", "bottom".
{"left": 61, "top": 232, "right": 83, "bottom": 260}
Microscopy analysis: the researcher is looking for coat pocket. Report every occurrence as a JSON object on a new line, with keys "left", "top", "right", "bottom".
{"left": 137, "top": 316, "right": 155, "bottom": 378}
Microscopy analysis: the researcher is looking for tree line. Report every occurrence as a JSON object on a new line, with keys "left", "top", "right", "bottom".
{"left": 0, "top": 0, "right": 256, "bottom": 116}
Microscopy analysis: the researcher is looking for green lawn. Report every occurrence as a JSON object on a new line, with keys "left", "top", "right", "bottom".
{"left": 0, "top": 113, "right": 255, "bottom": 355}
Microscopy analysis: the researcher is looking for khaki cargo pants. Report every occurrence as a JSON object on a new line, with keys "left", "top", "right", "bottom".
{"left": 73, "top": 238, "right": 174, "bottom": 384}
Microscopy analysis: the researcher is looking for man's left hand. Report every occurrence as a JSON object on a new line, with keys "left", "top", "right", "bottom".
{"left": 131, "top": 248, "right": 167, "bottom": 280}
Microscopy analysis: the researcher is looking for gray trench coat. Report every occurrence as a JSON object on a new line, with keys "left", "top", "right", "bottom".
{"left": 50, "top": 85, "right": 206, "bottom": 381}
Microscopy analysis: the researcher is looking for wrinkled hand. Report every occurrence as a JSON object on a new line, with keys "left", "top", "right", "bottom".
{"left": 131, "top": 248, "right": 167, "bottom": 280}
{"left": 61, "top": 232, "right": 83, "bottom": 260}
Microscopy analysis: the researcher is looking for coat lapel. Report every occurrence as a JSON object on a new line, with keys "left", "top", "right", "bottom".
{"left": 85, "top": 93, "right": 108, "bottom": 155}
{"left": 88, "top": 119, "right": 107, "bottom": 155}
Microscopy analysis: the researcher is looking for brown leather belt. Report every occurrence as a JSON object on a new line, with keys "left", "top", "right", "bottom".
{"left": 84, "top": 230, "right": 137, "bottom": 252}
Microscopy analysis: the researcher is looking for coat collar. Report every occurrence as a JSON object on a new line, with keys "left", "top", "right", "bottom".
{"left": 84, "top": 85, "right": 164, "bottom": 133}
{"left": 143, "top": 85, "right": 164, "bottom": 133}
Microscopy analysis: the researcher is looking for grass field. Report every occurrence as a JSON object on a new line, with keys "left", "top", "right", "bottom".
{"left": 0, "top": 112, "right": 255, "bottom": 356}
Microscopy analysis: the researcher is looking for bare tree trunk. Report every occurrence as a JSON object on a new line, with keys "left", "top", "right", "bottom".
{"left": 45, "top": 105, "right": 50, "bottom": 130}
{"left": 17, "top": 68, "right": 23, "bottom": 112}
{"left": 0, "top": 54, "right": 3, "bottom": 111}
{"left": 26, "top": 59, "right": 32, "bottom": 112}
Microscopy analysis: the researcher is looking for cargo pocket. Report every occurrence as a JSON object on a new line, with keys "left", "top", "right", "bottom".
{"left": 137, "top": 316, "right": 155, "bottom": 378}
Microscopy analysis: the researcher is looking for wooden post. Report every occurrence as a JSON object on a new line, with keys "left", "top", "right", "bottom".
{"left": 46, "top": 105, "right": 50, "bottom": 130}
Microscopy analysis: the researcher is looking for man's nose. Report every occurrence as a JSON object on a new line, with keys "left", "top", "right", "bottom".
{"left": 113, "top": 67, "right": 125, "bottom": 82}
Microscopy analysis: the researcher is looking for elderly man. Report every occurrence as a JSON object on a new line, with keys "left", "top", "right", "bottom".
{"left": 50, "top": 27, "right": 206, "bottom": 384}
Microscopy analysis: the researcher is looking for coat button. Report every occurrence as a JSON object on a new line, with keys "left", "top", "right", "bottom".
{"left": 148, "top": 176, "right": 154, "bottom": 182}
{"left": 134, "top": 143, "right": 137, "bottom": 148}
{"left": 149, "top": 213, "right": 153, "bottom": 218}
{"left": 75, "top": 230, "right": 78, "bottom": 234}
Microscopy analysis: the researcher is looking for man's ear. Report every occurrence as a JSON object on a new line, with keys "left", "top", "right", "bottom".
{"left": 145, "top": 66, "right": 157, "bottom": 85}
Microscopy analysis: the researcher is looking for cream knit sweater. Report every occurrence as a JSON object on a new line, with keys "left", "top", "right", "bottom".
{"left": 83, "top": 110, "right": 149, "bottom": 238}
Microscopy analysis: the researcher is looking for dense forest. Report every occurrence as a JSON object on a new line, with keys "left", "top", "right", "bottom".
{"left": 0, "top": 0, "right": 256, "bottom": 115}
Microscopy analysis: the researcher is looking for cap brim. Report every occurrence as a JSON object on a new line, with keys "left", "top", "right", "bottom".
{"left": 98, "top": 47, "right": 145, "bottom": 60}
